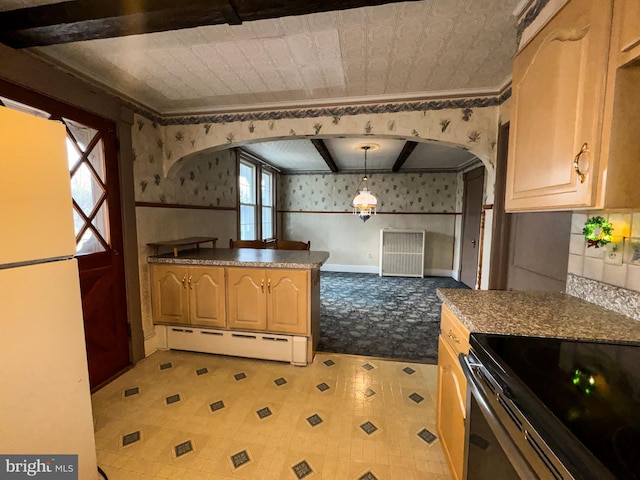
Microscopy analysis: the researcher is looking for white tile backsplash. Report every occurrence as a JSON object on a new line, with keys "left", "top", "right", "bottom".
{"left": 603, "top": 264, "right": 628, "bottom": 288}
{"left": 569, "top": 210, "right": 640, "bottom": 295}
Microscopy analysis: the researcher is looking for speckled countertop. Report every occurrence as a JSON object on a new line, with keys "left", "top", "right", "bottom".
{"left": 148, "top": 248, "right": 330, "bottom": 269}
{"left": 437, "top": 289, "right": 640, "bottom": 344}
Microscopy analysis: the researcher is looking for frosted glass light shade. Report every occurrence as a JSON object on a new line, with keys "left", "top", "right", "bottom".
{"left": 352, "top": 187, "right": 377, "bottom": 222}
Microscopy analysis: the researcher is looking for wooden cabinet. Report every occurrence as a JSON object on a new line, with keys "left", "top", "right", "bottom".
{"left": 226, "top": 268, "right": 309, "bottom": 335}
{"left": 506, "top": 0, "right": 614, "bottom": 211}
{"left": 614, "top": 0, "right": 640, "bottom": 66}
{"left": 437, "top": 304, "right": 470, "bottom": 480}
{"left": 152, "top": 265, "right": 226, "bottom": 327}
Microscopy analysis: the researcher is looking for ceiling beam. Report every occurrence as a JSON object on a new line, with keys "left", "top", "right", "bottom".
{"left": 392, "top": 141, "right": 418, "bottom": 172}
{"left": 311, "top": 139, "right": 339, "bottom": 173}
{"left": 0, "top": 0, "right": 416, "bottom": 48}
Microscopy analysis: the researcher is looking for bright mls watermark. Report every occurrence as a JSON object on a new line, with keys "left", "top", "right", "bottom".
{"left": 0, "top": 455, "right": 78, "bottom": 479}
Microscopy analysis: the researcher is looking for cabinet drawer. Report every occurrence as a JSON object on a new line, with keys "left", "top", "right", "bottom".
{"left": 440, "top": 304, "right": 470, "bottom": 355}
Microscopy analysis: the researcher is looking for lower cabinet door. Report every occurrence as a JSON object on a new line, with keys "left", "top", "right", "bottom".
{"left": 189, "top": 267, "right": 226, "bottom": 328}
{"left": 267, "top": 269, "right": 309, "bottom": 335}
{"left": 226, "top": 268, "right": 267, "bottom": 331}
{"left": 152, "top": 265, "right": 189, "bottom": 325}
{"left": 437, "top": 335, "right": 467, "bottom": 480}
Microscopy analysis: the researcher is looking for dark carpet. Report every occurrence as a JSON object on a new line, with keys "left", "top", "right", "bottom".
{"left": 318, "top": 272, "right": 469, "bottom": 364}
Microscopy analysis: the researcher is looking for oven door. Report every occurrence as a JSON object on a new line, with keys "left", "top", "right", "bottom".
{"left": 460, "top": 352, "right": 572, "bottom": 480}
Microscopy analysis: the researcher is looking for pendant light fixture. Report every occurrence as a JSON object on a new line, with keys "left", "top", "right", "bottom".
{"left": 352, "top": 144, "right": 378, "bottom": 222}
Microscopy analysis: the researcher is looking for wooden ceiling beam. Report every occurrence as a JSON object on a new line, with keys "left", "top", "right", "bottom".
{"left": 0, "top": 0, "right": 415, "bottom": 48}
{"left": 311, "top": 139, "right": 339, "bottom": 173}
{"left": 392, "top": 141, "right": 418, "bottom": 172}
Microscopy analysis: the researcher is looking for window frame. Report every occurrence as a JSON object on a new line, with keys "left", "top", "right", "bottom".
{"left": 237, "top": 150, "right": 277, "bottom": 241}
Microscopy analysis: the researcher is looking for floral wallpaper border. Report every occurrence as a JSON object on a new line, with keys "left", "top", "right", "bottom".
{"left": 131, "top": 90, "right": 511, "bottom": 127}
{"left": 516, "top": 0, "right": 551, "bottom": 46}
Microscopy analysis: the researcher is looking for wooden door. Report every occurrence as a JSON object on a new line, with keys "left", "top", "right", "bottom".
{"left": 152, "top": 265, "right": 189, "bottom": 324}
{"left": 459, "top": 167, "right": 484, "bottom": 288}
{"left": 437, "top": 335, "right": 467, "bottom": 480}
{"left": 506, "top": 0, "right": 613, "bottom": 211}
{"left": 267, "top": 269, "right": 308, "bottom": 335}
{"left": 190, "top": 267, "right": 226, "bottom": 328}
{"left": 0, "top": 86, "right": 132, "bottom": 390}
{"left": 226, "top": 268, "right": 267, "bottom": 331}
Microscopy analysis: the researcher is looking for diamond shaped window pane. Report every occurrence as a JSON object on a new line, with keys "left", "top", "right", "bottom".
{"left": 77, "top": 229, "right": 105, "bottom": 255}
{"left": 72, "top": 209, "right": 84, "bottom": 237}
{"left": 71, "top": 162, "right": 104, "bottom": 217}
{"left": 66, "top": 137, "right": 82, "bottom": 172}
{"left": 91, "top": 203, "right": 109, "bottom": 244}
{"left": 86, "top": 141, "right": 106, "bottom": 183}
{"left": 64, "top": 117, "right": 98, "bottom": 152}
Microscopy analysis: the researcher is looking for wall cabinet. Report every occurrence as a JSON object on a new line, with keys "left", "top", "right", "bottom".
{"left": 226, "top": 267, "right": 309, "bottom": 335}
{"left": 614, "top": 0, "right": 640, "bottom": 66}
{"left": 151, "top": 265, "right": 226, "bottom": 328}
{"left": 437, "top": 304, "right": 470, "bottom": 480}
{"left": 506, "top": 0, "right": 615, "bottom": 211}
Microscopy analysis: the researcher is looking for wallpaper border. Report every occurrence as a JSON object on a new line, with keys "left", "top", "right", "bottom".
{"left": 133, "top": 89, "right": 512, "bottom": 126}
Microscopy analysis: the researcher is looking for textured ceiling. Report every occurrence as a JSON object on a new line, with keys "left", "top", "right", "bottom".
{"left": 1, "top": 0, "right": 517, "bottom": 173}
{"left": 12, "top": 0, "right": 520, "bottom": 115}
{"left": 242, "top": 137, "right": 478, "bottom": 173}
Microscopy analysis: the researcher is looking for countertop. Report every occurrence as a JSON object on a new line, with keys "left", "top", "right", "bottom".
{"left": 148, "top": 248, "right": 330, "bottom": 269}
{"left": 437, "top": 289, "right": 640, "bottom": 344}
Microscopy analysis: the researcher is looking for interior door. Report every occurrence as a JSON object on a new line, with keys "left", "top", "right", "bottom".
{"left": 459, "top": 167, "right": 485, "bottom": 288}
{"left": 0, "top": 88, "right": 131, "bottom": 389}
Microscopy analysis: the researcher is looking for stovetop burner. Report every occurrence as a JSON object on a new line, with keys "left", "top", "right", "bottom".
{"left": 471, "top": 334, "right": 640, "bottom": 480}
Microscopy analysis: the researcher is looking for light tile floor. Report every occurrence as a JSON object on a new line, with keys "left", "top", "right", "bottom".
{"left": 93, "top": 350, "right": 453, "bottom": 480}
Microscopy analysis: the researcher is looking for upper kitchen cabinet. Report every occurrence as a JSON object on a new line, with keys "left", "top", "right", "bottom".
{"left": 506, "top": 0, "right": 640, "bottom": 211}
{"left": 614, "top": 0, "right": 640, "bottom": 66}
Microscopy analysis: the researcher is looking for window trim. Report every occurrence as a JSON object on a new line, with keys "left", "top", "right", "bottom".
{"left": 237, "top": 149, "right": 277, "bottom": 241}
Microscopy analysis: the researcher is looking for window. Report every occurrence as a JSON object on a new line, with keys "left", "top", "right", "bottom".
{"left": 239, "top": 161, "right": 256, "bottom": 240}
{"left": 261, "top": 170, "right": 274, "bottom": 239}
{"left": 238, "top": 153, "right": 276, "bottom": 240}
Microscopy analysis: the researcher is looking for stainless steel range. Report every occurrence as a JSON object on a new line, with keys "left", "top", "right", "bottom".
{"left": 460, "top": 334, "right": 640, "bottom": 479}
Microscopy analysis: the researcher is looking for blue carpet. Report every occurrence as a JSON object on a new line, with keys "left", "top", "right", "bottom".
{"left": 319, "top": 272, "right": 469, "bottom": 364}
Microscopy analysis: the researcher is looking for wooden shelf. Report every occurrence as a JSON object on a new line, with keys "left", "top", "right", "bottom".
{"left": 147, "top": 236, "right": 217, "bottom": 257}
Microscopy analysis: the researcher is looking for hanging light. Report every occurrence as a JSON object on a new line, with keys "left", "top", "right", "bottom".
{"left": 352, "top": 145, "right": 378, "bottom": 222}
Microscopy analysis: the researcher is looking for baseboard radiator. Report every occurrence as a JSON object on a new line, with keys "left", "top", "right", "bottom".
{"left": 166, "top": 326, "right": 309, "bottom": 366}
{"left": 379, "top": 229, "right": 425, "bottom": 278}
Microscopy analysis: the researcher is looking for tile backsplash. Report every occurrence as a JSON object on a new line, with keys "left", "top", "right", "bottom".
{"left": 568, "top": 211, "right": 640, "bottom": 292}
{"left": 567, "top": 210, "right": 640, "bottom": 321}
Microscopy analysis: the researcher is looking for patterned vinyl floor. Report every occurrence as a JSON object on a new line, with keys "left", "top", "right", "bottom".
{"left": 318, "top": 272, "right": 468, "bottom": 363}
{"left": 94, "top": 349, "right": 453, "bottom": 480}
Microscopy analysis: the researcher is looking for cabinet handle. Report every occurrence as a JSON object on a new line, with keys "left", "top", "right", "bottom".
{"left": 448, "top": 330, "right": 460, "bottom": 344}
{"left": 181, "top": 275, "right": 186, "bottom": 289}
{"left": 268, "top": 278, "right": 271, "bottom": 293}
{"left": 261, "top": 279, "right": 264, "bottom": 293}
{"left": 573, "top": 142, "right": 589, "bottom": 183}
{"left": 188, "top": 275, "right": 192, "bottom": 290}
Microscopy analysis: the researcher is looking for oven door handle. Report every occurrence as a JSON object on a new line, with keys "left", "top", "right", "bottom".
{"left": 459, "top": 353, "right": 539, "bottom": 480}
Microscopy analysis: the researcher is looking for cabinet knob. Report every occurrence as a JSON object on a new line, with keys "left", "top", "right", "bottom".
{"left": 573, "top": 142, "right": 589, "bottom": 183}
{"left": 268, "top": 278, "right": 271, "bottom": 293}
{"left": 261, "top": 279, "right": 264, "bottom": 293}
{"left": 188, "top": 275, "right": 192, "bottom": 289}
{"left": 181, "top": 275, "right": 186, "bottom": 289}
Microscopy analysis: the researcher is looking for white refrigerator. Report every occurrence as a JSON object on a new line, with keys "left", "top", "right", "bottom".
{"left": 0, "top": 106, "right": 98, "bottom": 479}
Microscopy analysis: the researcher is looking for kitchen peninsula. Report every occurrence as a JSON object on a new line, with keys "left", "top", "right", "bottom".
{"left": 148, "top": 248, "right": 330, "bottom": 365}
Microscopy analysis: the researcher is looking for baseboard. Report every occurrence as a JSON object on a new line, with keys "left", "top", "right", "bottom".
{"left": 425, "top": 269, "right": 456, "bottom": 278}
{"left": 322, "top": 264, "right": 455, "bottom": 278}
{"left": 143, "top": 326, "right": 167, "bottom": 357}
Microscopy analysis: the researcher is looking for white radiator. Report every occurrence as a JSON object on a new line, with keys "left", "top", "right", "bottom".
{"left": 379, "top": 229, "right": 425, "bottom": 278}
{"left": 166, "top": 326, "right": 309, "bottom": 366}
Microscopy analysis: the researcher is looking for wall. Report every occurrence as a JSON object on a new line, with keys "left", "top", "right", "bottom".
{"left": 279, "top": 171, "right": 459, "bottom": 274}
{"left": 132, "top": 121, "right": 238, "bottom": 351}
{"left": 567, "top": 210, "right": 640, "bottom": 320}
